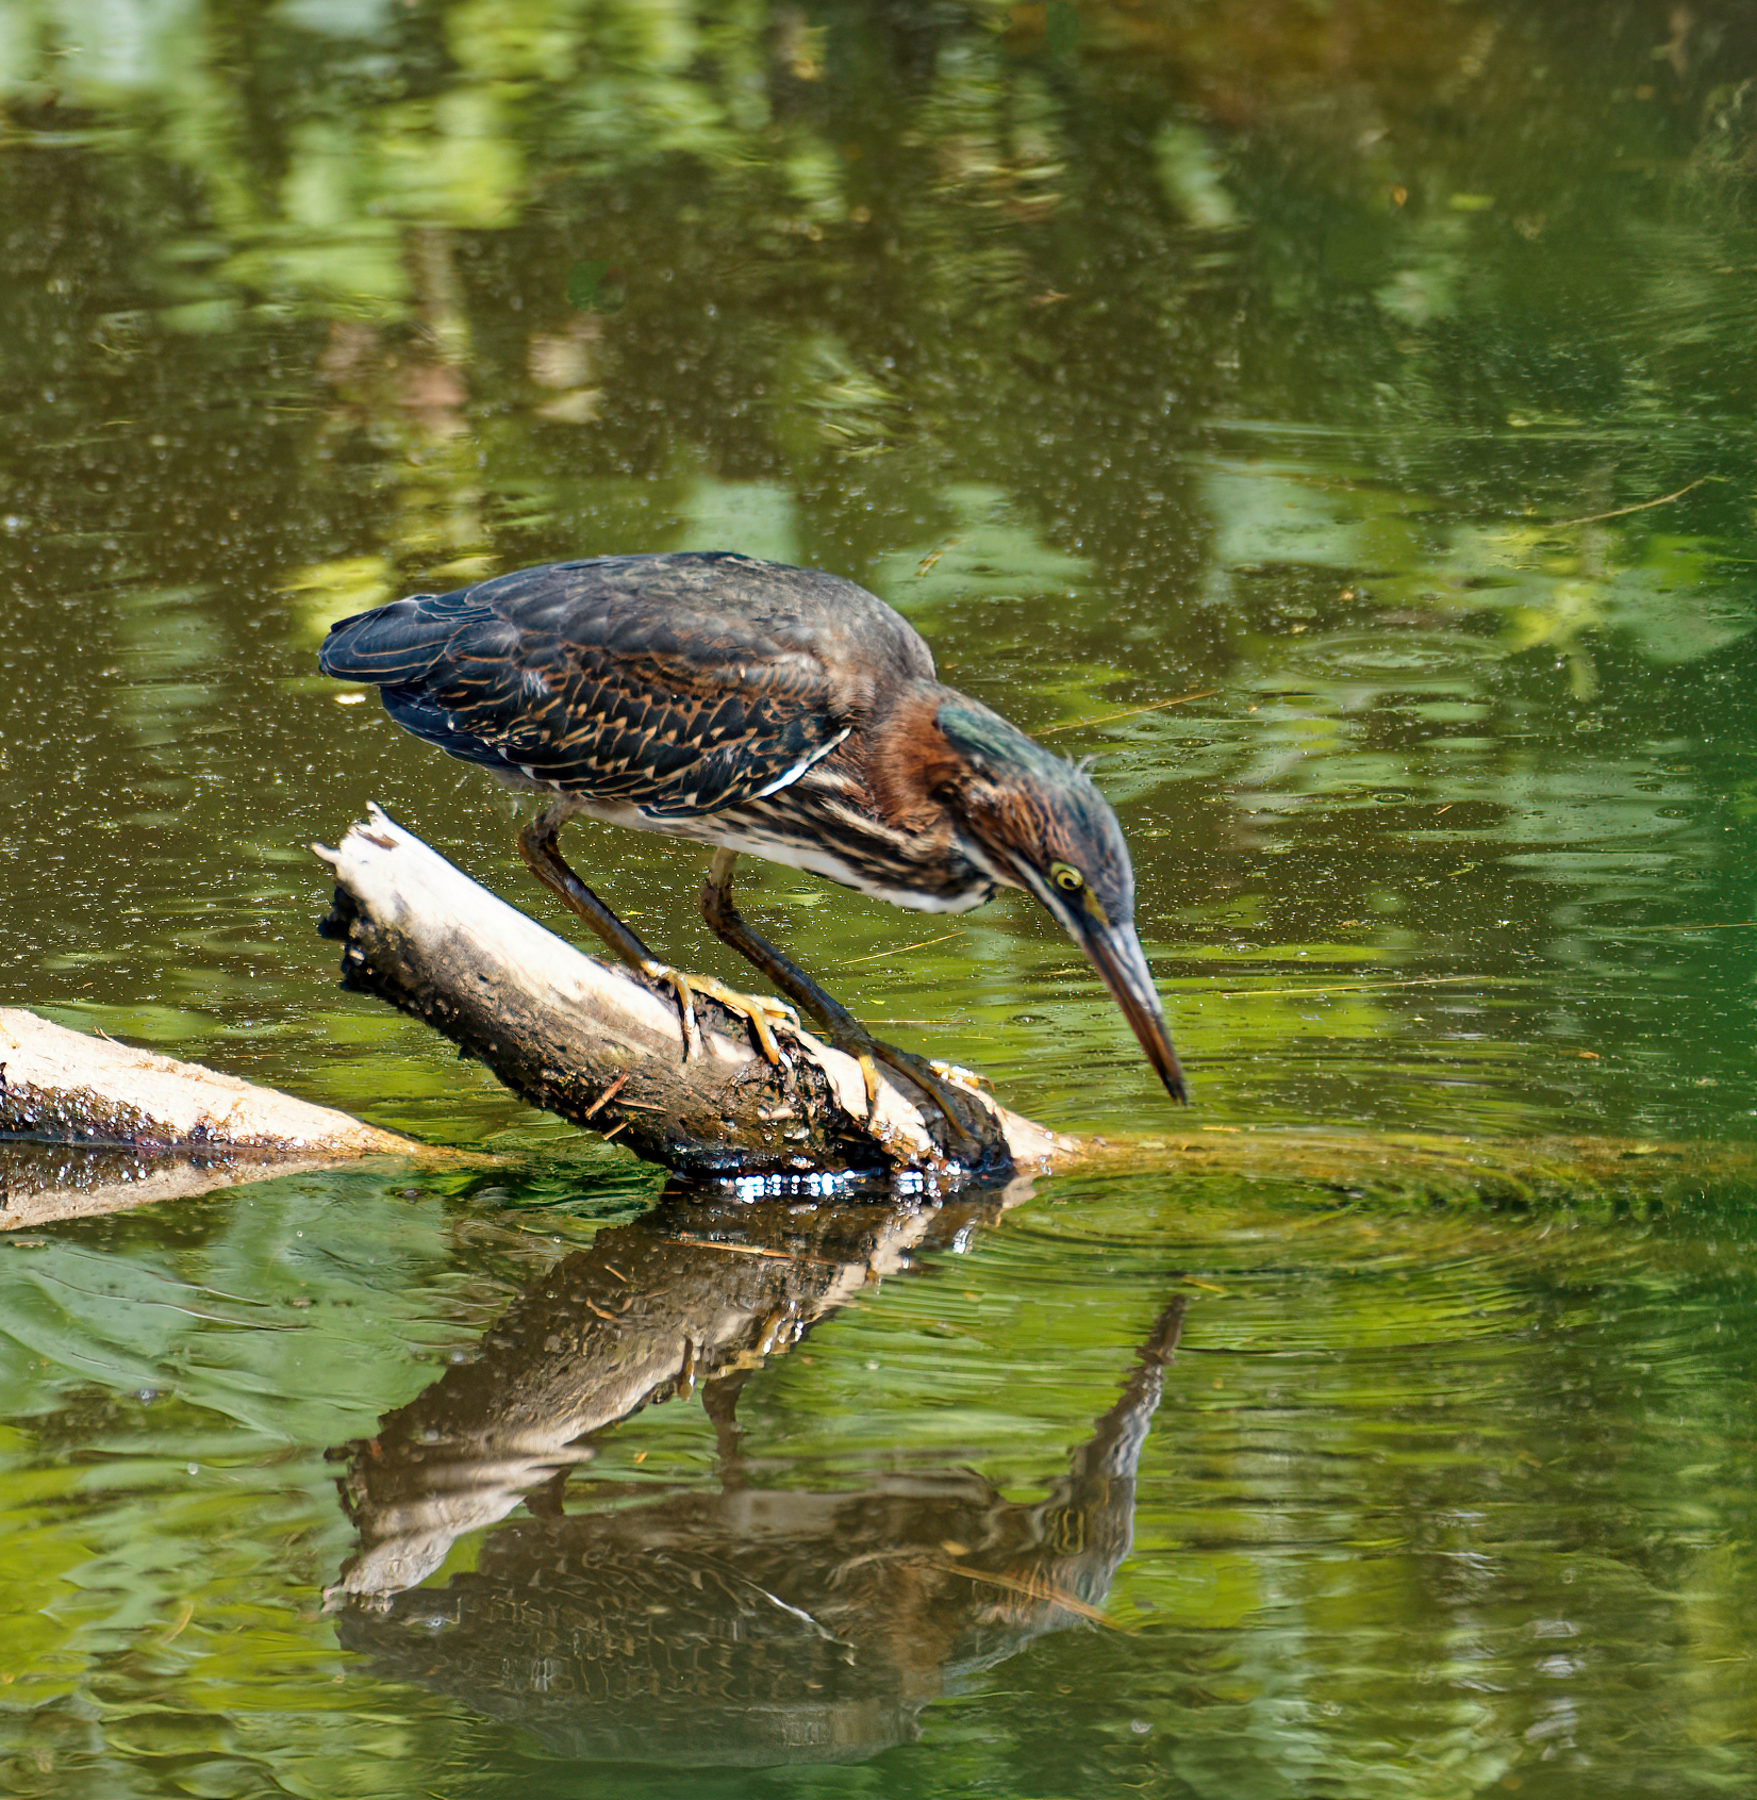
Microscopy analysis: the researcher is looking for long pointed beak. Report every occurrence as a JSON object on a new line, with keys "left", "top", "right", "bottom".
{"left": 1075, "top": 917, "right": 1188, "bottom": 1105}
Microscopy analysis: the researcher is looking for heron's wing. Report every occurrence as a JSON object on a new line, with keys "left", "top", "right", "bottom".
{"left": 319, "top": 556, "right": 893, "bottom": 816}
{"left": 485, "top": 633, "right": 848, "bottom": 817}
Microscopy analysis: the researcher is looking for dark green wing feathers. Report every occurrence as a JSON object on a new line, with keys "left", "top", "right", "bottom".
{"left": 317, "top": 555, "right": 911, "bottom": 817}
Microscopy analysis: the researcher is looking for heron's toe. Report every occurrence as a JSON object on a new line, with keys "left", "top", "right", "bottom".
{"left": 647, "top": 963, "right": 799, "bottom": 1066}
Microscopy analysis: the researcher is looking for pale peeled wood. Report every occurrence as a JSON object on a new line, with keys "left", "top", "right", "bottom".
{"left": 0, "top": 1007, "right": 416, "bottom": 1154}
{"left": 0, "top": 1007, "right": 427, "bottom": 1230}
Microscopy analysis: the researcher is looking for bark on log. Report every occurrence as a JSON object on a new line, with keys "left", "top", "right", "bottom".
{"left": 0, "top": 1006, "right": 428, "bottom": 1230}
{"left": 4, "top": 824, "right": 1742, "bottom": 1226}
{"left": 314, "top": 806, "right": 1073, "bottom": 1183}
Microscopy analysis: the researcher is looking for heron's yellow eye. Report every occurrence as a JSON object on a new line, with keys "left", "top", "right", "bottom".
{"left": 1050, "top": 861, "right": 1084, "bottom": 893}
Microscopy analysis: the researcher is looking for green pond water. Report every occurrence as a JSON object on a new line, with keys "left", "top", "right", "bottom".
{"left": 3, "top": 0, "right": 1757, "bottom": 1793}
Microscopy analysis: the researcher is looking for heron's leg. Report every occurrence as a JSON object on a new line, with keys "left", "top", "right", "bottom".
{"left": 518, "top": 809, "right": 796, "bottom": 1065}
{"left": 518, "top": 808, "right": 660, "bottom": 968}
{"left": 701, "top": 848, "right": 995, "bottom": 1154}
{"left": 701, "top": 850, "right": 862, "bottom": 1032}
{"left": 701, "top": 1366, "right": 751, "bottom": 1484}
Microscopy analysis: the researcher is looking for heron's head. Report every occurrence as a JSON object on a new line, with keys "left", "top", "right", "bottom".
{"left": 935, "top": 699, "right": 1186, "bottom": 1103}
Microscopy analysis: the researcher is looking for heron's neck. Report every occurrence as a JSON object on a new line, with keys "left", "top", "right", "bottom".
{"left": 863, "top": 679, "right": 969, "bottom": 826}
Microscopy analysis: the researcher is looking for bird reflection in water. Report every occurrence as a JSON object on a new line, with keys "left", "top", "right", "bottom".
{"left": 327, "top": 1188, "right": 1186, "bottom": 1767}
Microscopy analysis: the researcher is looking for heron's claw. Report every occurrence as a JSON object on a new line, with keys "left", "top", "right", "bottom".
{"left": 642, "top": 962, "right": 798, "bottom": 1067}
{"left": 824, "top": 1026, "right": 991, "bottom": 1157}
{"left": 928, "top": 1059, "right": 992, "bottom": 1094}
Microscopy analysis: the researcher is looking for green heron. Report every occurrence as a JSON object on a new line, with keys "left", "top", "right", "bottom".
{"left": 318, "top": 553, "right": 1186, "bottom": 1133}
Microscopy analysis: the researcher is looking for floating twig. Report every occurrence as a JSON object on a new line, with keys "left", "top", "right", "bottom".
{"left": 667, "top": 1235, "right": 835, "bottom": 1263}
{"left": 1602, "top": 920, "right": 1757, "bottom": 933}
{"left": 915, "top": 537, "right": 963, "bottom": 577}
{"left": 932, "top": 1561, "right": 1126, "bottom": 1630}
{"left": 1039, "top": 689, "right": 1219, "bottom": 737}
{"left": 1550, "top": 476, "right": 1713, "bottom": 531}
{"left": 1216, "top": 973, "right": 1530, "bottom": 1000}
{"left": 840, "top": 929, "right": 966, "bottom": 967}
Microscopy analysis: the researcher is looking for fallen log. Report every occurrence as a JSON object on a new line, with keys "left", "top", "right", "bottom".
{"left": 314, "top": 806, "right": 1072, "bottom": 1183}
{"left": 0, "top": 1006, "right": 429, "bottom": 1230}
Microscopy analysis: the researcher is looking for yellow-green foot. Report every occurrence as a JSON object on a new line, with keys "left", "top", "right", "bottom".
{"left": 826, "top": 1027, "right": 994, "bottom": 1156}
{"left": 642, "top": 961, "right": 799, "bottom": 1066}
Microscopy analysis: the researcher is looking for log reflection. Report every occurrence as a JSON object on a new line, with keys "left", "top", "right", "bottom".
{"left": 328, "top": 1187, "right": 1185, "bottom": 1766}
